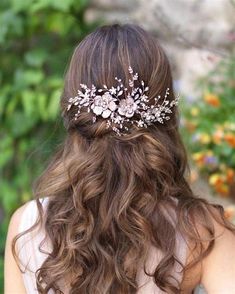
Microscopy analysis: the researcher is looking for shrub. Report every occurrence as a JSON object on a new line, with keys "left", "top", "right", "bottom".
{"left": 181, "top": 54, "right": 235, "bottom": 199}
{"left": 0, "top": 0, "right": 97, "bottom": 291}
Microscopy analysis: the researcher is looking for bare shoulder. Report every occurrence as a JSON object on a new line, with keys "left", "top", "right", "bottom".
{"left": 10, "top": 202, "right": 29, "bottom": 226}
{"left": 180, "top": 203, "right": 235, "bottom": 293}
{"left": 200, "top": 205, "right": 235, "bottom": 293}
{"left": 4, "top": 201, "right": 31, "bottom": 294}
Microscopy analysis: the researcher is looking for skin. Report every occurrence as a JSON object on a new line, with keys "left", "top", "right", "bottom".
{"left": 180, "top": 206, "right": 235, "bottom": 293}
{"left": 4, "top": 203, "right": 235, "bottom": 293}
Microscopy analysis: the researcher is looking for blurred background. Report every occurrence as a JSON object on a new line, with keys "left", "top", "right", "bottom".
{"left": 0, "top": 0, "right": 235, "bottom": 291}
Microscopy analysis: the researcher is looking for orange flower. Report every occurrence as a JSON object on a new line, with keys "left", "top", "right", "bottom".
{"left": 192, "top": 152, "right": 205, "bottom": 167}
{"left": 224, "top": 133, "right": 235, "bottom": 148}
{"left": 209, "top": 174, "right": 223, "bottom": 186}
{"left": 185, "top": 121, "right": 197, "bottom": 132}
{"left": 212, "top": 129, "right": 223, "bottom": 144}
{"left": 204, "top": 93, "right": 220, "bottom": 107}
{"left": 214, "top": 183, "right": 229, "bottom": 197}
{"left": 209, "top": 173, "right": 230, "bottom": 196}
{"left": 226, "top": 168, "right": 235, "bottom": 184}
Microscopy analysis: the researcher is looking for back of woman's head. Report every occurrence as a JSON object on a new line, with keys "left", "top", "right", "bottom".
{"left": 13, "top": 23, "right": 235, "bottom": 294}
{"left": 60, "top": 23, "right": 186, "bottom": 203}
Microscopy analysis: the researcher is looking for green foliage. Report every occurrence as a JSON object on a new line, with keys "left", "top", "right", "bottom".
{"left": 181, "top": 54, "right": 235, "bottom": 198}
{"left": 0, "top": 0, "right": 97, "bottom": 291}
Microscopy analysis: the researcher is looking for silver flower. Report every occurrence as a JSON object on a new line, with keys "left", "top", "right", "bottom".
{"left": 118, "top": 97, "right": 138, "bottom": 118}
{"left": 91, "top": 92, "right": 117, "bottom": 118}
{"left": 152, "top": 107, "right": 161, "bottom": 118}
{"left": 109, "top": 87, "right": 116, "bottom": 95}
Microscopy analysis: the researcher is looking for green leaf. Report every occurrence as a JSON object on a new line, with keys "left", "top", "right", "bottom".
{"left": 0, "top": 136, "right": 13, "bottom": 168}
{"left": 5, "top": 97, "right": 19, "bottom": 116}
{"left": 10, "top": 0, "right": 34, "bottom": 12}
{"left": 0, "top": 10, "right": 23, "bottom": 43}
{"left": 7, "top": 111, "right": 38, "bottom": 137}
{"left": 30, "top": 0, "right": 74, "bottom": 12}
{"left": 21, "top": 90, "right": 37, "bottom": 116}
{"left": 47, "top": 76, "right": 63, "bottom": 88}
{"left": 0, "top": 180, "right": 18, "bottom": 214}
{"left": 47, "top": 90, "right": 60, "bottom": 119}
{"left": 50, "top": 0, "right": 74, "bottom": 12}
{"left": 0, "top": 149, "right": 14, "bottom": 169}
{"left": 37, "top": 93, "right": 48, "bottom": 120}
{"left": 14, "top": 69, "right": 44, "bottom": 88}
{"left": 221, "top": 145, "right": 233, "bottom": 157}
{"left": 0, "top": 87, "right": 10, "bottom": 117}
{"left": 24, "top": 49, "right": 48, "bottom": 67}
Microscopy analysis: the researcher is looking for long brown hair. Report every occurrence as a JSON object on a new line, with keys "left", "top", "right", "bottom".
{"left": 12, "top": 23, "right": 235, "bottom": 293}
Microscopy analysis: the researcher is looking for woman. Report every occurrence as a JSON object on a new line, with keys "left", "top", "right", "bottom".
{"left": 4, "top": 23, "right": 235, "bottom": 294}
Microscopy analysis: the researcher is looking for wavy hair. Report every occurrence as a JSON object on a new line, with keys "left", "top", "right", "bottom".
{"left": 12, "top": 23, "right": 235, "bottom": 293}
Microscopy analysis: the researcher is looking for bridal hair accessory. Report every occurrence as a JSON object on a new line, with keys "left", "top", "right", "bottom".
{"left": 66, "top": 66, "right": 180, "bottom": 136}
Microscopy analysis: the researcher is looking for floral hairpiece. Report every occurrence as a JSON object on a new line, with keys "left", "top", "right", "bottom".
{"left": 66, "top": 66, "right": 180, "bottom": 136}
